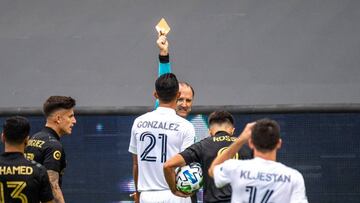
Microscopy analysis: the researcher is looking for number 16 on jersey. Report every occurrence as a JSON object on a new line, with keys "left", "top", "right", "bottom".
{"left": 139, "top": 132, "right": 167, "bottom": 163}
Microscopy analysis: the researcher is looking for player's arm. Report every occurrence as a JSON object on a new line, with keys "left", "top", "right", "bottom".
{"left": 131, "top": 154, "right": 140, "bottom": 203}
{"left": 39, "top": 165, "right": 55, "bottom": 203}
{"left": 208, "top": 122, "right": 254, "bottom": 178}
{"left": 163, "top": 154, "right": 189, "bottom": 197}
{"left": 157, "top": 32, "right": 171, "bottom": 76}
{"left": 164, "top": 139, "right": 201, "bottom": 196}
{"left": 47, "top": 170, "right": 65, "bottom": 203}
{"left": 155, "top": 32, "right": 172, "bottom": 108}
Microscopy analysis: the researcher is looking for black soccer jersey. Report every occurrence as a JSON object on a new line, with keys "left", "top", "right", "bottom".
{"left": 0, "top": 152, "right": 54, "bottom": 203}
{"left": 25, "top": 127, "right": 66, "bottom": 186}
{"left": 180, "top": 131, "right": 253, "bottom": 203}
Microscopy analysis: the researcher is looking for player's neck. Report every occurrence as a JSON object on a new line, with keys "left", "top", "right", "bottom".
{"left": 159, "top": 101, "right": 177, "bottom": 109}
{"left": 5, "top": 144, "right": 25, "bottom": 153}
{"left": 45, "top": 122, "right": 62, "bottom": 137}
{"left": 254, "top": 150, "right": 277, "bottom": 161}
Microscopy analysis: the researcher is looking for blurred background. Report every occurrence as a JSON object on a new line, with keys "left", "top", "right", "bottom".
{"left": 1, "top": 0, "right": 359, "bottom": 202}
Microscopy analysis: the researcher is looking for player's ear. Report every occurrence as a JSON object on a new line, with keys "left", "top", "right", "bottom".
{"left": 1, "top": 133, "right": 5, "bottom": 144}
{"left": 176, "top": 91, "right": 181, "bottom": 99}
{"left": 153, "top": 91, "right": 159, "bottom": 99}
{"left": 208, "top": 128, "right": 214, "bottom": 136}
{"left": 230, "top": 127, "right": 235, "bottom": 135}
{"left": 276, "top": 139, "right": 282, "bottom": 150}
{"left": 248, "top": 138, "right": 255, "bottom": 150}
{"left": 24, "top": 135, "right": 29, "bottom": 146}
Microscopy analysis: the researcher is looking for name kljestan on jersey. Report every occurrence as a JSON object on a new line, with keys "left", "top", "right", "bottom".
{"left": 137, "top": 121, "right": 180, "bottom": 131}
{"left": 239, "top": 170, "right": 291, "bottom": 183}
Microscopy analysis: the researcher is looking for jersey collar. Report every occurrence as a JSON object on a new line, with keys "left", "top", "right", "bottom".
{"left": 1, "top": 152, "right": 24, "bottom": 158}
{"left": 155, "top": 107, "right": 177, "bottom": 115}
{"left": 42, "top": 127, "right": 61, "bottom": 140}
{"left": 214, "top": 131, "right": 232, "bottom": 137}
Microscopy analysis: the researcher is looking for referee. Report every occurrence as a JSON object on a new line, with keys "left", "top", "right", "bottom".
{"left": 164, "top": 111, "right": 253, "bottom": 203}
{"left": 25, "top": 96, "right": 76, "bottom": 203}
{"left": 1, "top": 116, "right": 54, "bottom": 203}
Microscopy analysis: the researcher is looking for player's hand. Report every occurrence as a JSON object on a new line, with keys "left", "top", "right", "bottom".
{"left": 157, "top": 30, "right": 169, "bottom": 56}
{"left": 172, "top": 189, "right": 192, "bottom": 198}
{"left": 239, "top": 122, "right": 255, "bottom": 141}
{"left": 170, "top": 186, "right": 191, "bottom": 198}
{"left": 129, "top": 191, "right": 140, "bottom": 203}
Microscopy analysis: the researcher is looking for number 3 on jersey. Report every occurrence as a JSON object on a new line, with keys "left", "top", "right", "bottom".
{"left": 0, "top": 181, "right": 28, "bottom": 203}
{"left": 140, "top": 132, "right": 167, "bottom": 163}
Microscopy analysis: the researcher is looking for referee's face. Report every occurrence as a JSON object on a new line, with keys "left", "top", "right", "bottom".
{"left": 57, "top": 108, "right": 76, "bottom": 135}
{"left": 176, "top": 85, "right": 193, "bottom": 118}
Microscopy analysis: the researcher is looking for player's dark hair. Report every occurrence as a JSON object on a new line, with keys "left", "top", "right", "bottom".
{"left": 251, "top": 118, "right": 280, "bottom": 152}
{"left": 179, "top": 81, "right": 195, "bottom": 97}
{"left": 208, "top": 110, "right": 234, "bottom": 126}
{"left": 2, "top": 116, "right": 30, "bottom": 145}
{"left": 43, "top": 96, "right": 76, "bottom": 117}
{"left": 155, "top": 73, "right": 179, "bottom": 103}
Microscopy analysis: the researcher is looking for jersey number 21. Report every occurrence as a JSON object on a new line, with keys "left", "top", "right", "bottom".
{"left": 140, "top": 132, "right": 167, "bottom": 163}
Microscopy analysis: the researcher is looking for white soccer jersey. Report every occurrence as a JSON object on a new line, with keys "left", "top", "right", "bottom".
{"left": 129, "top": 107, "right": 195, "bottom": 192}
{"left": 214, "top": 157, "right": 308, "bottom": 203}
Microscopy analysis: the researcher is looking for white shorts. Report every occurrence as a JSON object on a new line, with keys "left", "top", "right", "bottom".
{"left": 140, "top": 190, "right": 191, "bottom": 203}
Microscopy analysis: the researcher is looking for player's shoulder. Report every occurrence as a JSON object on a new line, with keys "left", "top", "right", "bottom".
{"left": 277, "top": 162, "right": 304, "bottom": 179}
{"left": 29, "top": 159, "right": 46, "bottom": 169}
{"left": 134, "top": 111, "right": 154, "bottom": 121}
{"left": 17, "top": 156, "right": 48, "bottom": 171}
{"left": 222, "top": 158, "right": 243, "bottom": 169}
{"left": 175, "top": 115, "right": 194, "bottom": 128}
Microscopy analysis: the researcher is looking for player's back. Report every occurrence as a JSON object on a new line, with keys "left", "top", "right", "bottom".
{"left": 129, "top": 107, "right": 195, "bottom": 191}
{"left": 220, "top": 157, "right": 308, "bottom": 203}
{"left": 0, "top": 152, "right": 53, "bottom": 203}
{"left": 25, "top": 128, "right": 63, "bottom": 164}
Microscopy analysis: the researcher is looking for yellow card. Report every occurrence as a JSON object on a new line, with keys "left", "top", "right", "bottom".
{"left": 156, "top": 18, "right": 171, "bottom": 35}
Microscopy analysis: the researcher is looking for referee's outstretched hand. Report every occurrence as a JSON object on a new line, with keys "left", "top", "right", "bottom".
{"left": 157, "top": 30, "right": 169, "bottom": 56}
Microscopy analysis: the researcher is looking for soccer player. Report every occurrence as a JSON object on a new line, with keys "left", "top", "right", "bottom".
{"left": 163, "top": 111, "right": 253, "bottom": 203}
{"left": 209, "top": 119, "right": 309, "bottom": 203}
{"left": 25, "top": 96, "right": 76, "bottom": 203}
{"left": 1, "top": 116, "right": 54, "bottom": 203}
{"left": 156, "top": 32, "right": 195, "bottom": 119}
{"left": 129, "top": 73, "right": 195, "bottom": 203}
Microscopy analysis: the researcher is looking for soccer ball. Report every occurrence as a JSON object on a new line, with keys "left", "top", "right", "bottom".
{"left": 176, "top": 162, "right": 204, "bottom": 193}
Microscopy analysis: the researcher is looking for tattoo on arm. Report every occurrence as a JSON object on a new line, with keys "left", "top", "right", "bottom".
{"left": 47, "top": 170, "right": 65, "bottom": 203}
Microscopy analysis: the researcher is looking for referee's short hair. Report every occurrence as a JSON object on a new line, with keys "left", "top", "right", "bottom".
{"left": 43, "top": 96, "right": 76, "bottom": 117}
{"left": 155, "top": 73, "right": 179, "bottom": 103}
{"left": 251, "top": 119, "right": 280, "bottom": 152}
{"left": 2, "top": 116, "right": 30, "bottom": 145}
{"left": 208, "top": 110, "right": 235, "bottom": 126}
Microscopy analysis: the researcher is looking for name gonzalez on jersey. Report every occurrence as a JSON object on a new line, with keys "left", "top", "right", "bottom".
{"left": 137, "top": 121, "right": 180, "bottom": 131}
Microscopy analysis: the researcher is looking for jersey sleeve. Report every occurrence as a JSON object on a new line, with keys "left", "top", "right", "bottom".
{"left": 42, "top": 143, "right": 63, "bottom": 173}
{"left": 128, "top": 119, "right": 138, "bottom": 154}
{"left": 39, "top": 166, "right": 54, "bottom": 202}
{"left": 290, "top": 171, "right": 309, "bottom": 203}
{"left": 155, "top": 54, "right": 172, "bottom": 109}
{"left": 179, "top": 141, "right": 203, "bottom": 165}
{"left": 213, "top": 159, "right": 238, "bottom": 188}
{"left": 180, "top": 123, "right": 195, "bottom": 151}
